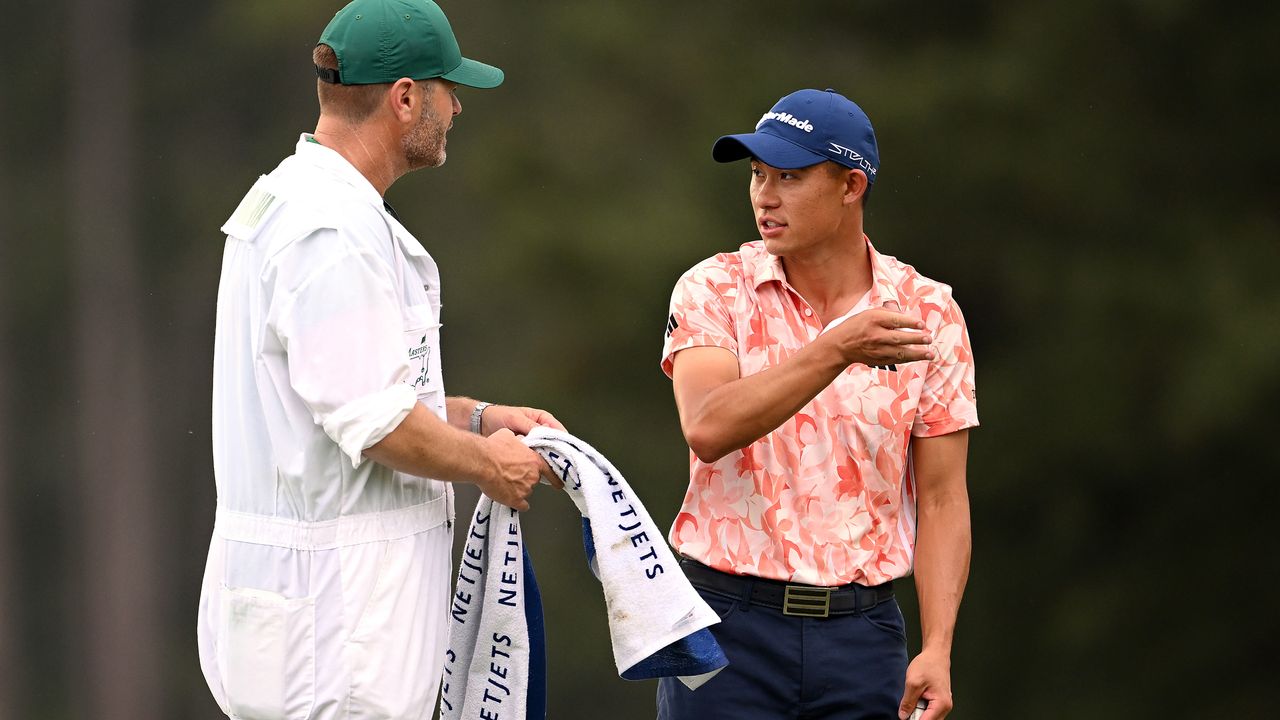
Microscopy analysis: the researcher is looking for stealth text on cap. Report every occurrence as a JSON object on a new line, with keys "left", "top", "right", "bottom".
{"left": 757, "top": 111, "right": 814, "bottom": 133}
{"left": 827, "top": 142, "right": 877, "bottom": 176}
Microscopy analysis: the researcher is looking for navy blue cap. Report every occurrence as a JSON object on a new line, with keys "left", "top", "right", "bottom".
{"left": 712, "top": 88, "right": 879, "bottom": 183}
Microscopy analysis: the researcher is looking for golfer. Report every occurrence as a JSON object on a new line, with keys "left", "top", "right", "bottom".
{"left": 658, "top": 88, "right": 978, "bottom": 720}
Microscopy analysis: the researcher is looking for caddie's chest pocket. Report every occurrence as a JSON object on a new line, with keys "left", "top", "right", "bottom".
{"left": 403, "top": 303, "right": 446, "bottom": 420}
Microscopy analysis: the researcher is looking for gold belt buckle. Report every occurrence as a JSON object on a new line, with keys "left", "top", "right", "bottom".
{"left": 783, "top": 585, "right": 831, "bottom": 618}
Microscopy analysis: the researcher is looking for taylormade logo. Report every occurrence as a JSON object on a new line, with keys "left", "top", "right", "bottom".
{"left": 757, "top": 111, "right": 814, "bottom": 133}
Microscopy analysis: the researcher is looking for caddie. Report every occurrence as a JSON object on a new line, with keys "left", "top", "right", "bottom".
{"left": 196, "top": 2, "right": 563, "bottom": 718}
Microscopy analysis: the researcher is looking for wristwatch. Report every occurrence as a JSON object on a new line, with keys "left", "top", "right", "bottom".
{"left": 469, "top": 401, "right": 492, "bottom": 435}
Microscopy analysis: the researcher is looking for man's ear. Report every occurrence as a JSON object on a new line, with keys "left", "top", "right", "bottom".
{"left": 842, "top": 167, "right": 869, "bottom": 207}
{"left": 388, "top": 77, "right": 418, "bottom": 124}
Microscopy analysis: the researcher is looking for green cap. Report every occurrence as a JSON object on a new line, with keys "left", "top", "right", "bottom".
{"left": 317, "top": 0, "right": 503, "bottom": 88}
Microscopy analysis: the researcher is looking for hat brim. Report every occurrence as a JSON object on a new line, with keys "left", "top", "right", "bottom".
{"left": 441, "top": 57, "right": 504, "bottom": 89}
{"left": 712, "top": 132, "right": 827, "bottom": 169}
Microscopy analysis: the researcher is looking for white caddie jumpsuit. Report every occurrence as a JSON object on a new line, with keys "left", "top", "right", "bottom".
{"left": 198, "top": 135, "right": 455, "bottom": 720}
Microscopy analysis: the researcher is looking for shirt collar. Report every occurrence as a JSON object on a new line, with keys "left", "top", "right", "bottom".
{"left": 864, "top": 237, "right": 904, "bottom": 307}
{"left": 744, "top": 235, "right": 904, "bottom": 304}
{"left": 744, "top": 241, "right": 789, "bottom": 289}
{"left": 294, "top": 133, "right": 384, "bottom": 208}
{"left": 293, "top": 134, "right": 431, "bottom": 259}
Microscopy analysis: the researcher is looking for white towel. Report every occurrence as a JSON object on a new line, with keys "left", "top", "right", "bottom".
{"left": 439, "top": 428, "right": 727, "bottom": 720}
{"left": 439, "top": 497, "right": 543, "bottom": 720}
{"left": 523, "top": 428, "right": 726, "bottom": 686}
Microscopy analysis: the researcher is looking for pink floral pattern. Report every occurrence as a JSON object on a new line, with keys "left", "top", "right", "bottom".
{"left": 662, "top": 238, "right": 978, "bottom": 586}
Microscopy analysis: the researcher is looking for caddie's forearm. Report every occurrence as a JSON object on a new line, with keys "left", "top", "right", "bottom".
{"left": 913, "top": 492, "right": 971, "bottom": 655}
{"left": 365, "top": 402, "right": 497, "bottom": 485}
{"left": 685, "top": 339, "right": 849, "bottom": 462}
{"left": 445, "top": 395, "right": 483, "bottom": 432}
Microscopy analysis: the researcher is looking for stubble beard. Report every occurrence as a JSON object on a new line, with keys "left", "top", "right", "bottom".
{"left": 403, "top": 106, "right": 448, "bottom": 170}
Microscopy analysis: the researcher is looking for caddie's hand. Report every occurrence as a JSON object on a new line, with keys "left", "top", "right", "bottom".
{"left": 899, "top": 649, "right": 954, "bottom": 720}
{"left": 827, "top": 302, "right": 935, "bottom": 367}
{"left": 479, "top": 429, "right": 562, "bottom": 510}
{"left": 480, "top": 404, "right": 567, "bottom": 436}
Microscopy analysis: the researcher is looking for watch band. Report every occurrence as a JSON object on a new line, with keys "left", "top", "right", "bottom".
{"left": 469, "top": 401, "right": 492, "bottom": 435}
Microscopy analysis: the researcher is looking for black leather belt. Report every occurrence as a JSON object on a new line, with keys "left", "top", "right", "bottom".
{"left": 679, "top": 557, "right": 894, "bottom": 618}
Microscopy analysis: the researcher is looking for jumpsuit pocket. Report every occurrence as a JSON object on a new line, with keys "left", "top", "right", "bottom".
{"left": 217, "top": 584, "right": 316, "bottom": 720}
{"left": 343, "top": 534, "right": 441, "bottom": 719}
{"left": 403, "top": 306, "right": 445, "bottom": 418}
{"left": 403, "top": 323, "right": 439, "bottom": 395}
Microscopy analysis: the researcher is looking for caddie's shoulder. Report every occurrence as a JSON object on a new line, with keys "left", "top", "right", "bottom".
{"left": 221, "top": 175, "right": 284, "bottom": 241}
{"left": 266, "top": 179, "right": 390, "bottom": 254}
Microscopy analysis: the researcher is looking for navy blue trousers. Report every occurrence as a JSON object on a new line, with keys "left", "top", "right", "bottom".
{"left": 657, "top": 584, "right": 908, "bottom": 720}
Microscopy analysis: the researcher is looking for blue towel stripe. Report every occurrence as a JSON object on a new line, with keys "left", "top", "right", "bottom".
{"left": 522, "top": 547, "right": 547, "bottom": 719}
{"left": 581, "top": 517, "right": 599, "bottom": 578}
{"left": 620, "top": 628, "right": 728, "bottom": 680}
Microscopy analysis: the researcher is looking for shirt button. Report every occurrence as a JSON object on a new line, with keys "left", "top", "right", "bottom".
{"left": 804, "top": 308, "right": 813, "bottom": 317}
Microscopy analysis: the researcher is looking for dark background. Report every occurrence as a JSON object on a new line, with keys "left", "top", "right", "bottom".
{"left": 2, "top": 1, "right": 1277, "bottom": 718}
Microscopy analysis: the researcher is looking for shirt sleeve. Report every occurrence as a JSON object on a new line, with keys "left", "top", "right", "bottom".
{"left": 266, "top": 228, "right": 417, "bottom": 466}
{"left": 660, "top": 261, "right": 738, "bottom": 378}
{"left": 912, "top": 291, "right": 979, "bottom": 437}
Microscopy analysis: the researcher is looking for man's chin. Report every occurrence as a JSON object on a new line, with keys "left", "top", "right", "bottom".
{"left": 409, "top": 151, "right": 447, "bottom": 170}
{"left": 761, "top": 236, "right": 788, "bottom": 256}
{"left": 428, "top": 141, "right": 447, "bottom": 168}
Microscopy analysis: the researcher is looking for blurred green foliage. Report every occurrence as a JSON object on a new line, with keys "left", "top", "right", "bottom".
{"left": 2, "top": 1, "right": 1277, "bottom": 718}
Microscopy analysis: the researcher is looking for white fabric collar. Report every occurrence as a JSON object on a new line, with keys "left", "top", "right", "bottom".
{"left": 294, "top": 134, "right": 384, "bottom": 206}
{"left": 294, "top": 134, "right": 432, "bottom": 259}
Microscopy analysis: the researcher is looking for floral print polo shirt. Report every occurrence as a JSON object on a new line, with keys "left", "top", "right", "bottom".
{"left": 661, "top": 237, "right": 978, "bottom": 587}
